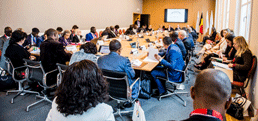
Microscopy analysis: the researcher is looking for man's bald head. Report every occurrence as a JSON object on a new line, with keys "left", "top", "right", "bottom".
{"left": 193, "top": 69, "right": 232, "bottom": 106}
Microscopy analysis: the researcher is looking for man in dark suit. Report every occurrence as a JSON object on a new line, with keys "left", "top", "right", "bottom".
{"left": 69, "top": 25, "right": 79, "bottom": 42}
{"left": 71, "top": 29, "right": 81, "bottom": 43}
{"left": 170, "top": 32, "right": 187, "bottom": 59}
{"left": 110, "top": 26, "right": 117, "bottom": 37}
{"left": 138, "top": 24, "right": 147, "bottom": 33}
{"left": 101, "top": 27, "right": 116, "bottom": 39}
{"left": 40, "top": 29, "right": 71, "bottom": 85}
{"left": 183, "top": 69, "right": 232, "bottom": 121}
{"left": 134, "top": 18, "right": 140, "bottom": 28}
{"left": 179, "top": 30, "right": 192, "bottom": 51}
{"left": 97, "top": 40, "right": 139, "bottom": 99}
{"left": 0, "top": 27, "right": 12, "bottom": 53}
{"left": 23, "top": 28, "right": 42, "bottom": 47}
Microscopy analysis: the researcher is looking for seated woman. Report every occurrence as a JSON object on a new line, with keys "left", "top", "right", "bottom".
{"left": 5, "top": 30, "right": 35, "bottom": 78}
{"left": 59, "top": 30, "right": 71, "bottom": 46}
{"left": 46, "top": 60, "right": 114, "bottom": 121}
{"left": 228, "top": 36, "right": 253, "bottom": 82}
{"left": 202, "top": 27, "right": 217, "bottom": 45}
{"left": 197, "top": 29, "right": 230, "bottom": 56}
{"left": 195, "top": 34, "right": 236, "bottom": 70}
{"left": 69, "top": 42, "right": 98, "bottom": 65}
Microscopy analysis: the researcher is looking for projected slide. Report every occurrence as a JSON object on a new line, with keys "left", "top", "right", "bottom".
{"left": 164, "top": 9, "right": 188, "bottom": 23}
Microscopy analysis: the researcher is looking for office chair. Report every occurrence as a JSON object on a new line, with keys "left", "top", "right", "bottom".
{"left": 157, "top": 66, "right": 189, "bottom": 107}
{"left": 101, "top": 69, "right": 140, "bottom": 120}
{"left": 5, "top": 57, "right": 39, "bottom": 103}
{"left": 23, "top": 59, "right": 58, "bottom": 111}
{"left": 231, "top": 55, "right": 257, "bottom": 98}
{"left": 56, "top": 63, "right": 68, "bottom": 86}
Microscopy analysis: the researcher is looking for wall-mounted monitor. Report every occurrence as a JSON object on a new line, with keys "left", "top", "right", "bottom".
{"left": 164, "top": 9, "right": 188, "bottom": 23}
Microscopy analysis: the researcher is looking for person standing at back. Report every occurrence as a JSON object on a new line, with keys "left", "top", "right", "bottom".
{"left": 134, "top": 18, "right": 140, "bottom": 28}
{"left": 183, "top": 69, "right": 232, "bottom": 121}
{"left": 0, "top": 27, "right": 12, "bottom": 54}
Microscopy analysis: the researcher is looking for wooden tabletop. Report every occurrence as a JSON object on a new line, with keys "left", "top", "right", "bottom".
{"left": 31, "top": 33, "right": 165, "bottom": 72}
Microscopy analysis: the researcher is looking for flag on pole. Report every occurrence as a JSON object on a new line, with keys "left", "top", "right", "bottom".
{"left": 196, "top": 11, "right": 200, "bottom": 32}
{"left": 209, "top": 11, "right": 214, "bottom": 35}
{"left": 206, "top": 11, "right": 209, "bottom": 33}
{"left": 199, "top": 13, "right": 203, "bottom": 34}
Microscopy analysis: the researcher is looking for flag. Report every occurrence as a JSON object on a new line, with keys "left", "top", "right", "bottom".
{"left": 206, "top": 11, "right": 209, "bottom": 33}
{"left": 196, "top": 11, "right": 200, "bottom": 32}
{"left": 209, "top": 11, "right": 213, "bottom": 35}
{"left": 199, "top": 13, "right": 203, "bottom": 34}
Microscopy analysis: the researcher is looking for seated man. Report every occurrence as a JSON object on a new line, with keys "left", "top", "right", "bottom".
{"left": 138, "top": 24, "right": 147, "bottom": 33}
{"left": 56, "top": 27, "right": 63, "bottom": 38}
{"left": 170, "top": 32, "right": 187, "bottom": 59}
{"left": 124, "top": 25, "right": 135, "bottom": 35}
{"left": 97, "top": 40, "right": 139, "bottom": 99}
{"left": 183, "top": 69, "right": 232, "bottom": 121}
{"left": 0, "top": 27, "right": 12, "bottom": 54}
{"left": 101, "top": 27, "right": 116, "bottom": 39}
{"left": 23, "top": 28, "right": 42, "bottom": 47}
{"left": 151, "top": 37, "right": 185, "bottom": 96}
{"left": 69, "top": 25, "right": 79, "bottom": 41}
{"left": 71, "top": 29, "right": 82, "bottom": 43}
{"left": 40, "top": 28, "right": 72, "bottom": 85}
{"left": 178, "top": 30, "right": 192, "bottom": 52}
{"left": 110, "top": 26, "right": 117, "bottom": 38}
{"left": 85, "top": 26, "right": 97, "bottom": 42}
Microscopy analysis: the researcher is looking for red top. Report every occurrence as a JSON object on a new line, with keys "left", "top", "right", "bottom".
{"left": 190, "top": 109, "right": 223, "bottom": 121}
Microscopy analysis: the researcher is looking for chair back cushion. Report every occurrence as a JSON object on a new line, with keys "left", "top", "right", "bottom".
{"left": 101, "top": 69, "right": 128, "bottom": 99}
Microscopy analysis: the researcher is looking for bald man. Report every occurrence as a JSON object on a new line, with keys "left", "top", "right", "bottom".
{"left": 183, "top": 69, "right": 232, "bottom": 121}
{"left": 178, "top": 30, "right": 192, "bottom": 51}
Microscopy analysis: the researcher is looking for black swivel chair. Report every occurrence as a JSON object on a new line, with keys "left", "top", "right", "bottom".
{"left": 5, "top": 57, "right": 39, "bottom": 103}
{"left": 23, "top": 59, "right": 58, "bottom": 111}
{"left": 101, "top": 69, "right": 140, "bottom": 120}
{"left": 56, "top": 63, "right": 68, "bottom": 86}
{"left": 157, "top": 66, "right": 189, "bottom": 107}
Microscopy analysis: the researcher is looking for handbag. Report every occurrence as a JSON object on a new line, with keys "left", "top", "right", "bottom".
{"left": 0, "top": 67, "right": 15, "bottom": 90}
{"left": 138, "top": 74, "right": 152, "bottom": 99}
{"left": 226, "top": 97, "right": 247, "bottom": 120}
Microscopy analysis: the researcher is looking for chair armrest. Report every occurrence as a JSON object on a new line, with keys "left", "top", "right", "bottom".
{"left": 13, "top": 65, "right": 27, "bottom": 70}
{"left": 130, "top": 77, "right": 140, "bottom": 89}
{"left": 174, "top": 69, "right": 184, "bottom": 73}
{"left": 45, "top": 69, "right": 58, "bottom": 75}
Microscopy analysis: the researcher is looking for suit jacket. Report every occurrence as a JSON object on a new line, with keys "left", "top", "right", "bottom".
{"left": 5, "top": 43, "right": 30, "bottom": 67}
{"left": 22, "top": 34, "right": 42, "bottom": 47}
{"left": 40, "top": 38, "right": 71, "bottom": 72}
{"left": 182, "top": 37, "right": 192, "bottom": 51}
{"left": 97, "top": 52, "right": 135, "bottom": 83}
{"left": 85, "top": 32, "right": 96, "bottom": 42}
{"left": 102, "top": 30, "right": 116, "bottom": 39}
{"left": 188, "top": 33, "right": 195, "bottom": 48}
{"left": 72, "top": 35, "right": 80, "bottom": 43}
{"left": 160, "top": 44, "right": 185, "bottom": 82}
{"left": 59, "top": 37, "right": 71, "bottom": 46}
{"left": 0, "top": 39, "right": 10, "bottom": 69}
{"left": 124, "top": 29, "right": 135, "bottom": 35}
{"left": 175, "top": 38, "right": 187, "bottom": 59}
{"left": 134, "top": 20, "right": 140, "bottom": 27}
{"left": 0, "top": 35, "right": 8, "bottom": 51}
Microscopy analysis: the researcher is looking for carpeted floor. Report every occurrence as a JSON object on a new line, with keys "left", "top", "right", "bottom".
{"left": 0, "top": 43, "right": 202, "bottom": 121}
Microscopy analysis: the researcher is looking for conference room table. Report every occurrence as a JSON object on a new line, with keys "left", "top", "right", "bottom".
{"left": 30, "top": 32, "right": 166, "bottom": 72}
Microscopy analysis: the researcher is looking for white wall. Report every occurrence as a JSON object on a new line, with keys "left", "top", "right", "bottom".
{"left": 0, "top": 0, "right": 143, "bottom": 35}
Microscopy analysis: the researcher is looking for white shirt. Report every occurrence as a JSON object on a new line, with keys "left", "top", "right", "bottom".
{"left": 46, "top": 97, "right": 115, "bottom": 121}
{"left": 31, "top": 34, "right": 36, "bottom": 45}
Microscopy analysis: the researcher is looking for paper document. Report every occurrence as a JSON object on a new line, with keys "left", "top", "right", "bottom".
{"left": 212, "top": 61, "right": 232, "bottom": 70}
{"left": 132, "top": 59, "right": 143, "bottom": 67}
{"left": 148, "top": 47, "right": 159, "bottom": 61}
{"left": 66, "top": 46, "right": 77, "bottom": 52}
{"left": 143, "top": 57, "right": 159, "bottom": 62}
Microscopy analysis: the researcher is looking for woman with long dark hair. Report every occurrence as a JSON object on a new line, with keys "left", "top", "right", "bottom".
{"left": 46, "top": 60, "right": 114, "bottom": 121}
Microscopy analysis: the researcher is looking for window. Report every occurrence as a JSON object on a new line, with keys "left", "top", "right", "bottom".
{"left": 225, "top": 0, "right": 230, "bottom": 28}
{"left": 237, "top": 0, "right": 252, "bottom": 41}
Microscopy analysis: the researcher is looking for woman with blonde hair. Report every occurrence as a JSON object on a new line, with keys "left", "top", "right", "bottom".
{"left": 228, "top": 36, "right": 252, "bottom": 82}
